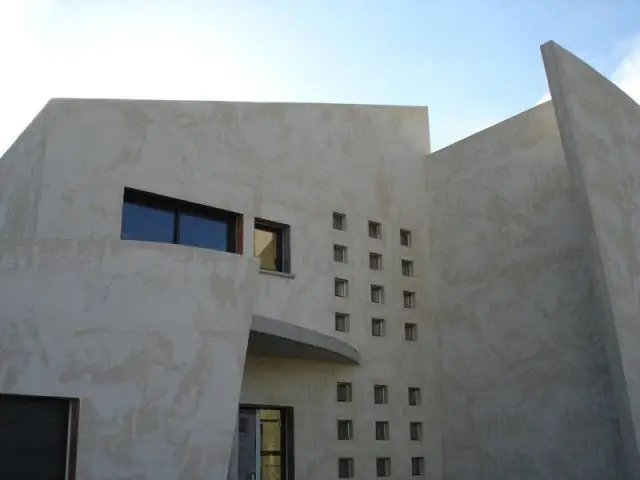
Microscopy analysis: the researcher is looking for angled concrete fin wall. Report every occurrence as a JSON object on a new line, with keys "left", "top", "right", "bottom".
{"left": 0, "top": 240, "right": 259, "bottom": 479}
{"left": 543, "top": 40, "right": 640, "bottom": 478}
{"left": 427, "top": 102, "right": 621, "bottom": 479}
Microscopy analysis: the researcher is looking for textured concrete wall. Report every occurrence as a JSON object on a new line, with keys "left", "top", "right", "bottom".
{"left": 543, "top": 40, "right": 640, "bottom": 479}
{"left": 427, "top": 102, "right": 622, "bottom": 478}
{"left": 0, "top": 99, "right": 436, "bottom": 479}
{"left": 0, "top": 240, "right": 258, "bottom": 479}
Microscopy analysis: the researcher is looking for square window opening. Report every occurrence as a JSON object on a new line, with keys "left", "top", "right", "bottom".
{"left": 337, "top": 420, "right": 353, "bottom": 440}
{"left": 403, "top": 291, "right": 416, "bottom": 309}
{"left": 369, "top": 252, "right": 383, "bottom": 271}
{"left": 371, "top": 285, "right": 385, "bottom": 304}
{"left": 402, "top": 259, "right": 414, "bottom": 277}
{"left": 405, "top": 323, "right": 418, "bottom": 341}
{"left": 335, "top": 313, "right": 350, "bottom": 332}
{"left": 335, "top": 278, "right": 349, "bottom": 298}
{"left": 337, "top": 382, "right": 353, "bottom": 403}
{"left": 375, "top": 421, "right": 390, "bottom": 441}
{"left": 400, "top": 229, "right": 412, "bottom": 247}
{"left": 334, "top": 244, "right": 348, "bottom": 263}
{"left": 372, "top": 318, "right": 386, "bottom": 337}
{"left": 369, "top": 221, "right": 382, "bottom": 239}
{"left": 374, "top": 385, "right": 388, "bottom": 405}
{"left": 376, "top": 457, "right": 391, "bottom": 477}
{"left": 333, "top": 212, "right": 347, "bottom": 231}
{"left": 338, "top": 458, "right": 354, "bottom": 478}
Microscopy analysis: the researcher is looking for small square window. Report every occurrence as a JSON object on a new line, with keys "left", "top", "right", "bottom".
{"left": 337, "top": 420, "right": 353, "bottom": 440}
{"left": 335, "top": 313, "right": 350, "bottom": 332}
{"left": 337, "top": 382, "right": 352, "bottom": 403}
{"left": 254, "top": 219, "right": 291, "bottom": 273}
{"left": 408, "top": 387, "right": 421, "bottom": 406}
{"left": 403, "top": 291, "right": 416, "bottom": 308}
{"left": 405, "top": 323, "right": 418, "bottom": 341}
{"left": 371, "top": 318, "right": 386, "bottom": 337}
{"left": 400, "top": 229, "right": 412, "bottom": 247}
{"left": 335, "top": 278, "right": 349, "bottom": 298}
{"left": 333, "top": 212, "right": 347, "bottom": 231}
{"left": 412, "top": 457, "right": 425, "bottom": 476}
{"left": 371, "top": 285, "right": 384, "bottom": 304}
{"left": 374, "top": 385, "right": 388, "bottom": 405}
{"left": 375, "top": 421, "right": 390, "bottom": 441}
{"left": 410, "top": 422, "right": 423, "bottom": 441}
{"left": 376, "top": 457, "right": 391, "bottom": 477}
{"left": 339, "top": 458, "right": 354, "bottom": 478}
{"left": 369, "top": 221, "right": 382, "bottom": 239}
{"left": 369, "top": 252, "right": 383, "bottom": 271}
{"left": 401, "top": 259, "right": 414, "bottom": 277}
{"left": 334, "top": 244, "right": 348, "bottom": 263}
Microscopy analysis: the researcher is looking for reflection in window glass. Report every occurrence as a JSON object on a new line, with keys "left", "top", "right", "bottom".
{"left": 260, "top": 410, "right": 282, "bottom": 480}
{"left": 121, "top": 203, "right": 174, "bottom": 243}
{"left": 255, "top": 227, "right": 279, "bottom": 270}
{"left": 178, "top": 213, "right": 228, "bottom": 251}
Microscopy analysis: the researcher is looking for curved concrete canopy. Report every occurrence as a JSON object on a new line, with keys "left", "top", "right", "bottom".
{"left": 248, "top": 315, "right": 360, "bottom": 364}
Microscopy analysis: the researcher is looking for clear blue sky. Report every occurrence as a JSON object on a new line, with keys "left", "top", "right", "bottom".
{"left": 2, "top": 0, "right": 640, "bottom": 152}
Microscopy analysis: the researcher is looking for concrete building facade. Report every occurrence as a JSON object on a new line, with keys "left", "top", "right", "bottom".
{"left": 0, "top": 42, "right": 638, "bottom": 479}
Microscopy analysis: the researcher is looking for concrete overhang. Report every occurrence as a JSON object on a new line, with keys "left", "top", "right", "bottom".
{"left": 248, "top": 315, "right": 360, "bottom": 364}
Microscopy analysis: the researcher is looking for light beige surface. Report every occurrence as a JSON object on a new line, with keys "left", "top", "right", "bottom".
{"left": 0, "top": 239, "right": 258, "bottom": 480}
{"left": 543, "top": 40, "right": 640, "bottom": 479}
{"left": 0, "top": 99, "right": 437, "bottom": 479}
{"left": 427, "top": 102, "right": 622, "bottom": 479}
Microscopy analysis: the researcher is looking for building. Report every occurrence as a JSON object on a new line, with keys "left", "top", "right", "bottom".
{"left": 0, "top": 41, "right": 639, "bottom": 480}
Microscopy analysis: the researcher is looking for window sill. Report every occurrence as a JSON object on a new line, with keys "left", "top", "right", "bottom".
{"left": 259, "top": 268, "right": 296, "bottom": 279}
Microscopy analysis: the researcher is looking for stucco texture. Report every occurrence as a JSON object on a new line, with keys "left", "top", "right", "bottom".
{"left": 427, "top": 102, "right": 622, "bottom": 479}
{"left": 0, "top": 239, "right": 258, "bottom": 479}
{"left": 543, "top": 40, "right": 640, "bottom": 479}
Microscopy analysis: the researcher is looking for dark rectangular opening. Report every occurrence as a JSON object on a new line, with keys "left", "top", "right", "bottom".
{"left": 237, "top": 405, "right": 294, "bottom": 480}
{"left": 121, "top": 188, "right": 242, "bottom": 254}
{"left": 0, "top": 393, "right": 79, "bottom": 480}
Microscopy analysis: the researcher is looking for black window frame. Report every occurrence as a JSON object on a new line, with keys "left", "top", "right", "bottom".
{"left": 121, "top": 188, "right": 241, "bottom": 253}
{"left": 254, "top": 218, "right": 290, "bottom": 273}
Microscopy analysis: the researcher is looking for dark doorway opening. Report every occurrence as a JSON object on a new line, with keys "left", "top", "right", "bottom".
{"left": 0, "top": 393, "right": 79, "bottom": 480}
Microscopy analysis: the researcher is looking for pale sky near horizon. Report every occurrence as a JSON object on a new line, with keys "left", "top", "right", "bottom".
{"left": 1, "top": 0, "right": 640, "bottom": 155}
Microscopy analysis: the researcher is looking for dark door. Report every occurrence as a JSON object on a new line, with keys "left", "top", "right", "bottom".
{"left": 0, "top": 394, "right": 72, "bottom": 480}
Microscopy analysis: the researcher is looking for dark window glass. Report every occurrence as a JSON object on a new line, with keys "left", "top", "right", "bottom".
{"left": 121, "top": 202, "right": 174, "bottom": 243}
{"left": 179, "top": 212, "right": 229, "bottom": 251}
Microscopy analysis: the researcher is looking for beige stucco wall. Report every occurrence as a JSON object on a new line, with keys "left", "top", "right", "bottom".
{"left": 543, "top": 40, "right": 640, "bottom": 479}
{"left": 427, "top": 102, "right": 622, "bottom": 478}
{"left": 0, "top": 239, "right": 258, "bottom": 479}
{"left": 0, "top": 98, "right": 436, "bottom": 479}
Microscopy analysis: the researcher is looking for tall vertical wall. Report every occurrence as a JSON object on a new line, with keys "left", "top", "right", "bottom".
{"left": 543, "top": 40, "right": 640, "bottom": 479}
{"left": 427, "top": 102, "right": 622, "bottom": 478}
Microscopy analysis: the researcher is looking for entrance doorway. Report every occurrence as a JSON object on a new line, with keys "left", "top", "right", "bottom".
{"left": 236, "top": 406, "right": 293, "bottom": 480}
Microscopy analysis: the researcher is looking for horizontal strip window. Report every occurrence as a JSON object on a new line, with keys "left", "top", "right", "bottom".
{"left": 121, "top": 188, "right": 242, "bottom": 254}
